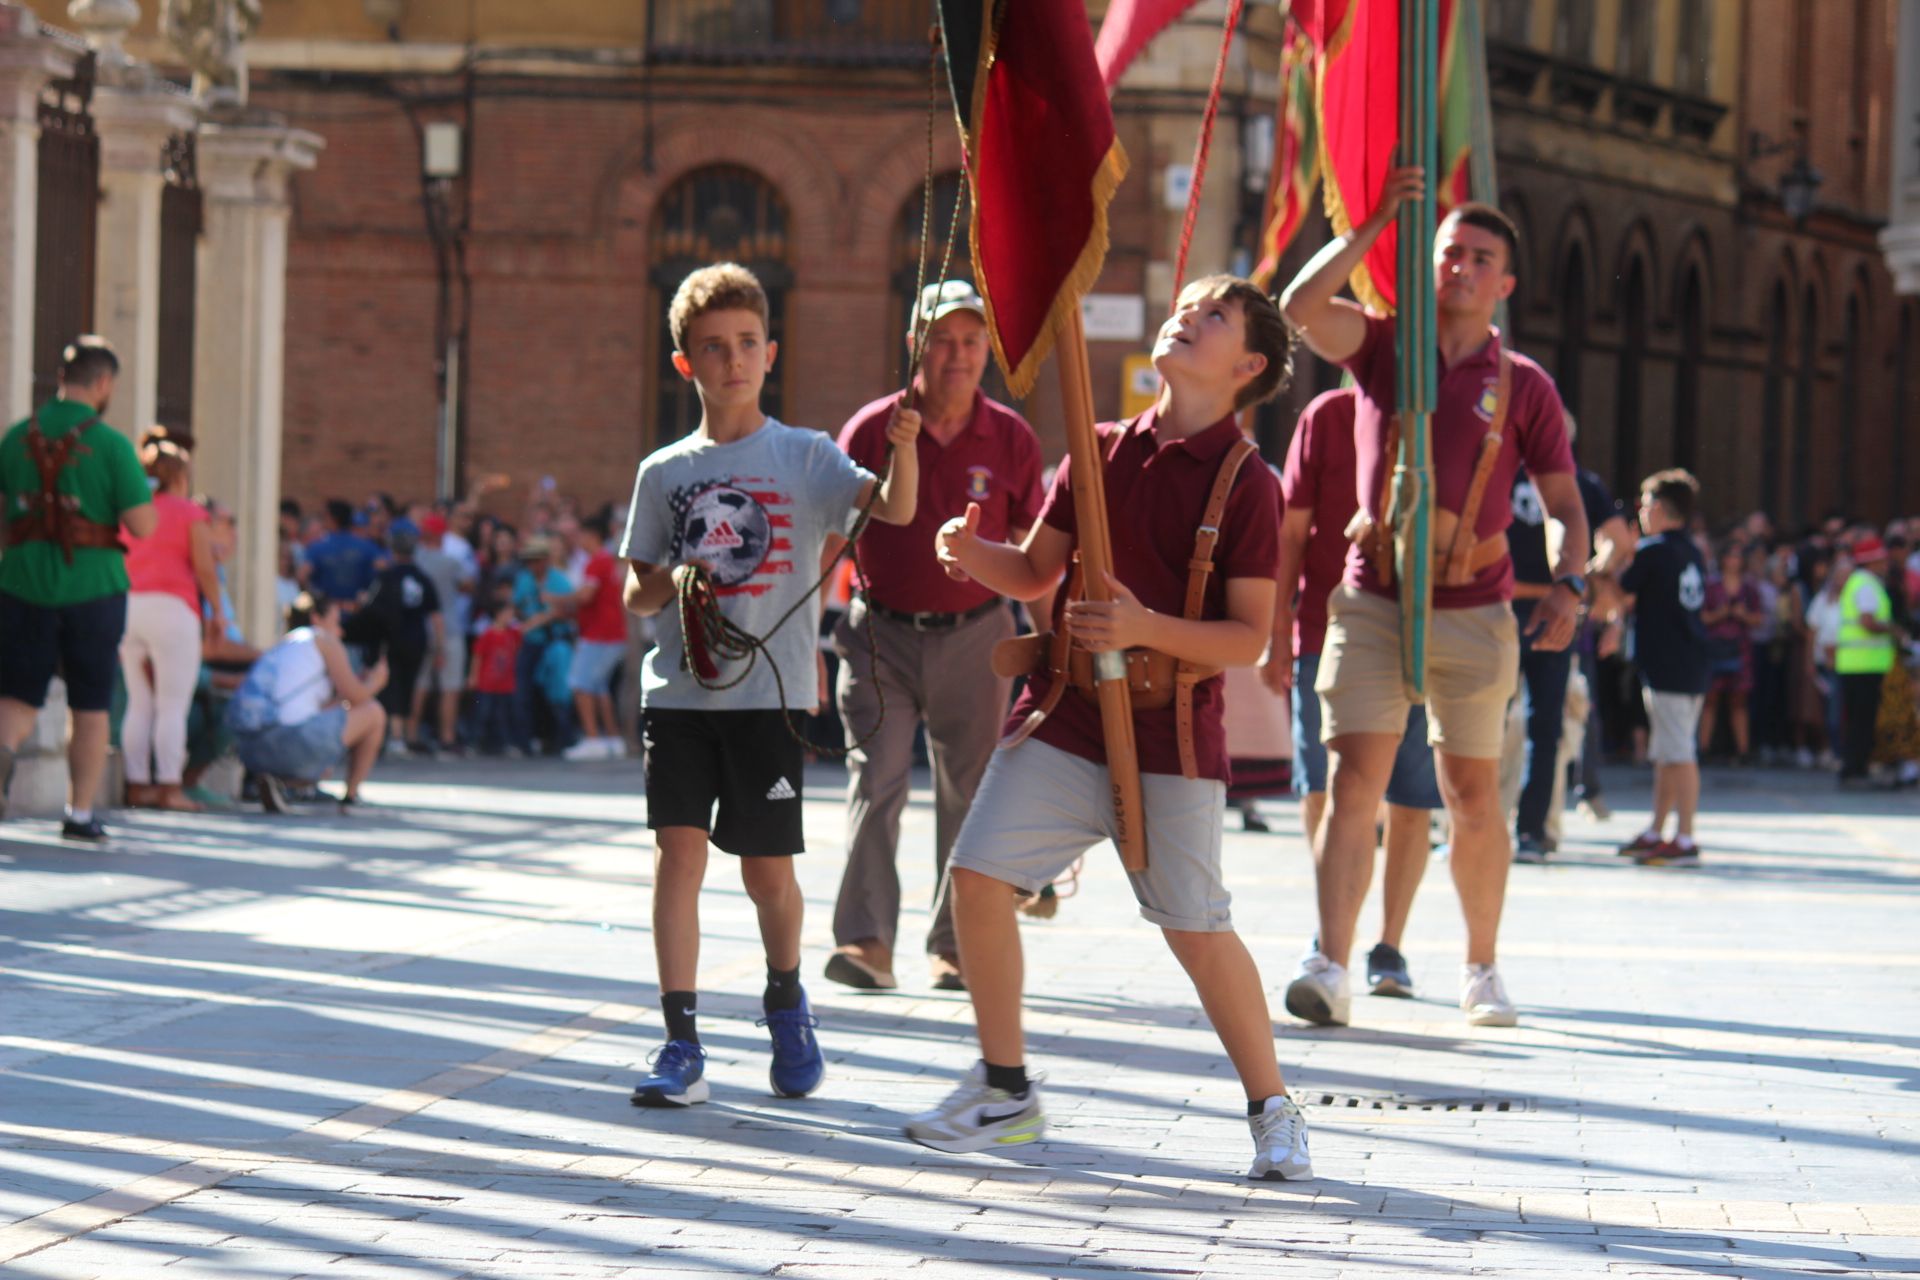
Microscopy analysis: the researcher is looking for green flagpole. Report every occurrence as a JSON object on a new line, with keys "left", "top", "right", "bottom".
{"left": 1461, "top": 0, "right": 1506, "bottom": 332}
{"left": 1395, "top": 0, "right": 1439, "bottom": 696}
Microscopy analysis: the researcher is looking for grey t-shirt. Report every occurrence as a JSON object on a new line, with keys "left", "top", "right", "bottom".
{"left": 620, "top": 418, "right": 873, "bottom": 711}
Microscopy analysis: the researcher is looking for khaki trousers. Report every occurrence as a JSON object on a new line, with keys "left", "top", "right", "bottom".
{"left": 831, "top": 600, "right": 1014, "bottom": 957}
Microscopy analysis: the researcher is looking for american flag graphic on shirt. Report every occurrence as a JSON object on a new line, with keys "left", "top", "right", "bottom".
{"left": 668, "top": 476, "right": 796, "bottom": 599}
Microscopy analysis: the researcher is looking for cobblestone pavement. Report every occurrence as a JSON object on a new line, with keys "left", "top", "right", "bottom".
{"left": 0, "top": 757, "right": 1915, "bottom": 1279}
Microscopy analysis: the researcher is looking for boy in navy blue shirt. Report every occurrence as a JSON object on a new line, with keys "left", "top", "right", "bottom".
{"left": 1616, "top": 470, "right": 1711, "bottom": 865}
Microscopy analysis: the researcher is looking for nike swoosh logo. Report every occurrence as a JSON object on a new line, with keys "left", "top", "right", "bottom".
{"left": 977, "top": 1106, "right": 1031, "bottom": 1125}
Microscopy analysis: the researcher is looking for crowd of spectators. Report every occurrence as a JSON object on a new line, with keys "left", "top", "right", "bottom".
{"left": 271, "top": 479, "right": 643, "bottom": 766}
{"left": 1591, "top": 508, "right": 1920, "bottom": 788}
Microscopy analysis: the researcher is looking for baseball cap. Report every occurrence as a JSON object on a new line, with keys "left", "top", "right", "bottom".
{"left": 1852, "top": 534, "right": 1888, "bottom": 564}
{"left": 421, "top": 513, "right": 448, "bottom": 538}
{"left": 912, "top": 279, "right": 987, "bottom": 330}
{"left": 390, "top": 526, "right": 419, "bottom": 555}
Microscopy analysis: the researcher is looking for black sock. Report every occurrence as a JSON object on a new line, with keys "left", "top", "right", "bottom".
{"left": 763, "top": 964, "right": 802, "bottom": 1012}
{"left": 984, "top": 1060, "right": 1029, "bottom": 1096}
{"left": 661, "top": 991, "right": 698, "bottom": 1044}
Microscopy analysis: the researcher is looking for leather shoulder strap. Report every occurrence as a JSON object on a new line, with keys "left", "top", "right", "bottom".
{"left": 1445, "top": 350, "right": 1515, "bottom": 586}
{"left": 1182, "top": 437, "right": 1259, "bottom": 623}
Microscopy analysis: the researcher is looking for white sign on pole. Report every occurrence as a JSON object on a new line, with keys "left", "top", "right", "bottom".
{"left": 1164, "top": 163, "right": 1194, "bottom": 211}
{"left": 1080, "top": 293, "right": 1147, "bottom": 342}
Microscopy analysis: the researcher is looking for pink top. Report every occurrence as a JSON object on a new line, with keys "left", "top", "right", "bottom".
{"left": 125, "top": 492, "right": 206, "bottom": 613}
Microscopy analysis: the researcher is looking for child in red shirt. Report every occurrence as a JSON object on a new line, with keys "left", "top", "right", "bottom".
{"left": 469, "top": 598, "right": 523, "bottom": 755}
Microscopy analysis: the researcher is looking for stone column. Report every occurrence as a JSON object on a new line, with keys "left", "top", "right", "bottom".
{"left": 0, "top": 7, "right": 77, "bottom": 421}
{"left": 191, "top": 117, "right": 320, "bottom": 645}
{"left": 89, "top": 84, "right": 199, "bottom": 437}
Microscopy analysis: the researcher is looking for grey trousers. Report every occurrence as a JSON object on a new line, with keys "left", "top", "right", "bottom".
{"left": 831, "top": 598, "right": 1014, "bottom": 957}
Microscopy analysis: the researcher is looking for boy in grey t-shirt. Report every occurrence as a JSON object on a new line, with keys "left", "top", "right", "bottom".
{"left": 619, "top": 263, "right": 920, "bottom": 1108}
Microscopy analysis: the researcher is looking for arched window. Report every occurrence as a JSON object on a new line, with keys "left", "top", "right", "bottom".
{"left": 1760, "top": 283, "right": 1788, "bottom": 517}
{"left": 1613, "top": 258, "right": 1648, "bottom": 495}
{"left": 1556, "top": 248, "right": 1587, "bottom": 430}
{"left": 1553, "top": 0, "right": 1594, "bottom": 62}
{"left": 650, "top": 166, "right": 792, "bottom": 445}
{"left": 1674, "top": 0, "right": 1713, "bottom": 95}
{"left": 1791, "top": 286, "right": 1818, "bottom": 529}
{"left": 1672, "top": 267, "right": 1704, "bottom": 472}
{"left": 1838, "top": 294, "right": 1861, "bottom": 516}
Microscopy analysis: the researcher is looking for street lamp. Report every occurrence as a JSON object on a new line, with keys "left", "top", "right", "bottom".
{"left": 1748, "top": 131, "right": 1825, "bottom": 222}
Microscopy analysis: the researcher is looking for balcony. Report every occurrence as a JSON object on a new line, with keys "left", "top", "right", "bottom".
{"left": 647, "top": 0, "right": 929, "bottom": 68}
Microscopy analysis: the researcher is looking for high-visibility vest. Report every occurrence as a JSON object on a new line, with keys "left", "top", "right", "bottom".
{"left": 1835, "top": 569, "right": 1896, "bottom": 675}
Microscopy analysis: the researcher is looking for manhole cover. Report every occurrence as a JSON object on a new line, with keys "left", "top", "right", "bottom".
{"left": 1302, "top": 1092, "right": 1533, "bottom": 1114}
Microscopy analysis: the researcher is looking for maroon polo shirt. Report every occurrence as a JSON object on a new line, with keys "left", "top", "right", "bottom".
{"left": 1010, "top": 408, "right": 1282, "bottom": 783}
{"left": 1280, "top": 388, "right": 1360, "bottom": 657}
{"left": 839, "top": 390, "right": 1044, "bottom": 614}
{"left": 1341, "top": 314, "right": 1573, "bottom": 609}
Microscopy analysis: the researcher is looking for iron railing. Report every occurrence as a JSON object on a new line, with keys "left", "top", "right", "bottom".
{"left": 647, "top": 0, "right": 928, "bottom": 68}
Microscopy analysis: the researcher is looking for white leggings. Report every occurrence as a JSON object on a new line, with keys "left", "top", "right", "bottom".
{"left": 120, "top": 592, "right": 203, "bottom": 785}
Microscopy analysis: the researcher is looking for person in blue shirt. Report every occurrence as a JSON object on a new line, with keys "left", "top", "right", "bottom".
{"left": 510, "top": 535, "right": 576, "bottom": 752}
{"left": 304, "top": 499, "right": 384, "bottom": 605}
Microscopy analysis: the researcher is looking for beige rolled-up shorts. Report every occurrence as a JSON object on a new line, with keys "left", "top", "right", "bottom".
{"left": 1643, "top": 690, "right": 1703, "bottom": 765}
{"left": 946, "top": 738, "right": 1232, "bottom": 932}
{"left": 1315, "top": 585, "right": 1519, "bottom": 761}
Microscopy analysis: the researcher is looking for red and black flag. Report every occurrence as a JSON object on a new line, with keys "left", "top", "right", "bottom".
{"left": 937, "top": 0, "right": 1130, "bottom": 397}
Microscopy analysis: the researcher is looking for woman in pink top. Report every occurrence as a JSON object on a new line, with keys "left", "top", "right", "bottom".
{"left": 120, "top": 428, "right": 225, "bottom": 810}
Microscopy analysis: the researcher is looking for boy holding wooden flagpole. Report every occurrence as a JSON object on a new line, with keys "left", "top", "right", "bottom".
{"left": 912, "top": 277, "right": 1313, "bottom": 1180}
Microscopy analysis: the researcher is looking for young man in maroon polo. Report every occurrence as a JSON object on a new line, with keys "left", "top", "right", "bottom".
{"left": 1280, "top": 170, "right": 1590, "bottom": 1028}
{"left": 825, "top": 281, "right": 1045, "bottom": 993}
{"left": 1269, "top": 387, "right": 1442, "bottom": 1001}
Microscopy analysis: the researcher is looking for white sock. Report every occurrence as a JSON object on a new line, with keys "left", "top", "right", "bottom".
{"left": 66, "top": 807, "right": 92, "bottom": 824}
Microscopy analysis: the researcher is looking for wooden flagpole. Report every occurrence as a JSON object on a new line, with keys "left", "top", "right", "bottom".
{"left": 1057, "top": 307, "right": 1148, "bottom": 872}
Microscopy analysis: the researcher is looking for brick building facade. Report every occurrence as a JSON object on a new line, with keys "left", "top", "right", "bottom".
{"left": 55, "top": 0, "right": 1917, "bottom": 531}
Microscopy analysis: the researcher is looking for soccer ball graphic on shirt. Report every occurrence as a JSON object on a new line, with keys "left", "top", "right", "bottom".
{"left": 678, "top": 483, "right": 773, "bottom": 587}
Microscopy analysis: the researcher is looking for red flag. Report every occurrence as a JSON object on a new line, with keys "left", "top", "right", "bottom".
{"left": 1094, "top": 0, "right": 1203, "bottom": 90}
{"left": 1306, "top": 0, "right": 1462, "bottom": 310}
{"left": 939, "top": 0, "right": 1130, "bottom": 397}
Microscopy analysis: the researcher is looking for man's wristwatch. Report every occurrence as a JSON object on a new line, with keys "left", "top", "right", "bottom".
{"left": 1554, "top": 573, "right": 1587, "bottom": 600}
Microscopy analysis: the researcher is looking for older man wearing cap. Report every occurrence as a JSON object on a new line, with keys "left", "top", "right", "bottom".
{"left": 824, "top": 280, "right": 1045, "bottom": 992}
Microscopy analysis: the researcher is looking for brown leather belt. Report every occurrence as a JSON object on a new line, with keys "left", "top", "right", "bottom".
{"left": 865, "top": 597, "right": 1002, "bottom": 632}
{"left": 7, "top": 511, "right": 124, "bottom": 553}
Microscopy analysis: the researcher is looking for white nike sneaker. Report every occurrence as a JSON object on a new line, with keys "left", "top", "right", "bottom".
{"left": 1248, "top": 1094, "right": 1314, "bottom": 1180}
{"left": 904, "top": 1062, "right": 1046, "bottom": 1153}
{"left": 1461, "top": 963, "right": 1518, "bottom": 1027}
{"left": 1284, "top": 950, "right": 1351, "bottom": 1026}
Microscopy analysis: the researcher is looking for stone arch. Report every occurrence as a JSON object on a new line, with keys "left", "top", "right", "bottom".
{"left": 1612, "top": 250, "right": 1653, "bottom": 494}
{"left": 1668, "top": 226, "right": 1716, "bottom": 329}
{"left": 594, "top": 110, "right": 843, "bottom": 263}
{"left": 1498, "top": 185, "right": 1537, "bottom": 329}
{"left": 847, "top": 121, "right": 968, "bottom": 262}
{"left": 1548, "top": 204, "right": 1599, "bottom": 301}
{"left": 1612, "top": 218, "right": 1662, "bottom": 321}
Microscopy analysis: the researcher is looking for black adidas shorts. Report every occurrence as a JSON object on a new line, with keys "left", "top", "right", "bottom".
{"left": 642, "top": 708, "right": 806, "bottom": 857}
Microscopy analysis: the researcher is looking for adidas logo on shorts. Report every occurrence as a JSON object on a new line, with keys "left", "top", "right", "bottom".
{"left": 765, "top": 776, "right": 796, "bottom": 801}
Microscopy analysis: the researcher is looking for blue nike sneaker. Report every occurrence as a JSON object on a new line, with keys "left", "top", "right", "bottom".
{"left": 759, "top": 990, "right": 825, "bottom": 1098}
{"left": 630, "top": 1039, "right": 708, "bottom": 1107}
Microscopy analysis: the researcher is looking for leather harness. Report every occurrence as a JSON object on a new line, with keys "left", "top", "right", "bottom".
{"left": 5, "top": 410, "right": 124, "bottom": 563}
{"left": 992, "top": 433, "right": 1259, "bottom": 781}
{"left": 1347, "top": 349, "right": 1515, "bottom": 589}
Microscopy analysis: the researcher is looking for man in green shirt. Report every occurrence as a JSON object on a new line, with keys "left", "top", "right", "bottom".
{"left": 0, "top": 336, "right": 157, "bottom": 841}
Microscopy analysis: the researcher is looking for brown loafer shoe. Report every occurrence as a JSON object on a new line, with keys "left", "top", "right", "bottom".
{"left": 929, "top": 953, "right": 966, "bottom": 992}
{"left": 823, "top": 944, "right": 897, "bottom": 991}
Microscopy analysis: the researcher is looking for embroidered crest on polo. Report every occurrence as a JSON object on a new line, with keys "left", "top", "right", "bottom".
{"left": 966, "top": 465, "right": 994, "bottom": 500}
{"left": 1474, "top": 378, "right": 1500, "bottom": 423}
{"left": 765, "top": 776, "right": 796, "bottom": 801}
